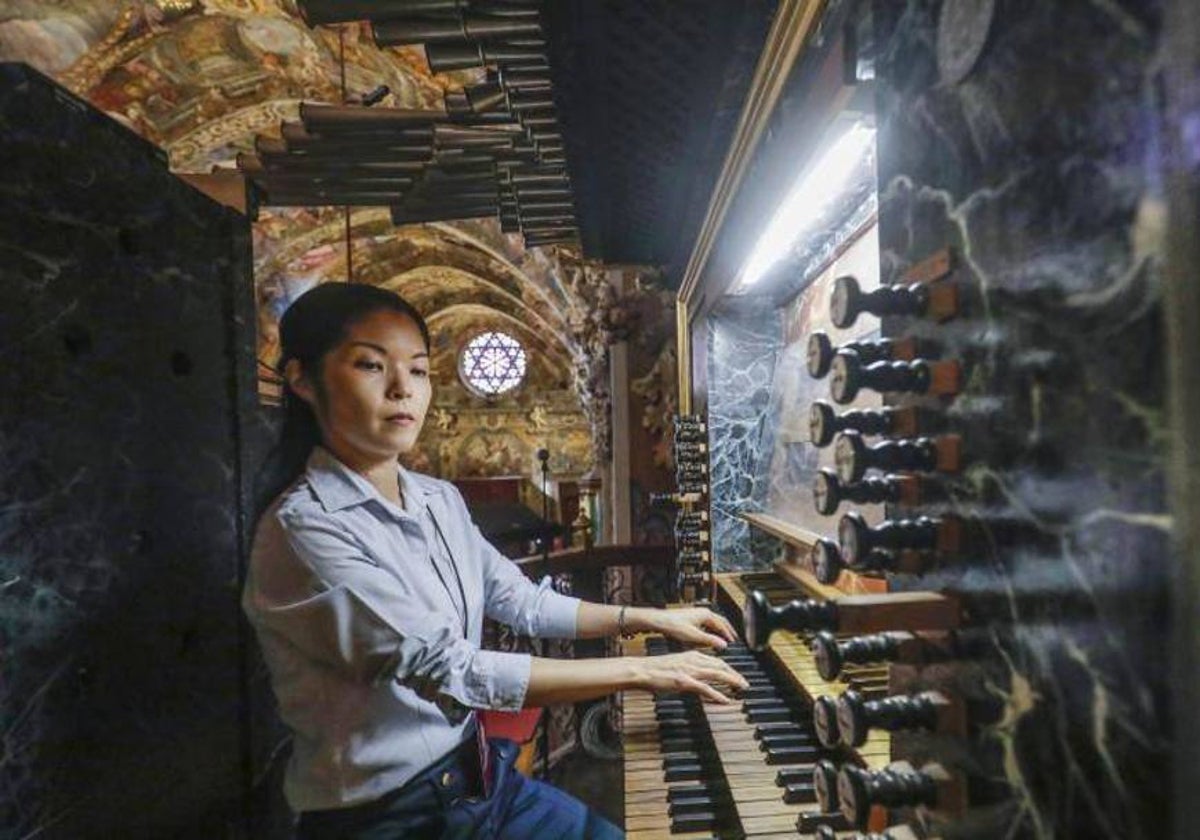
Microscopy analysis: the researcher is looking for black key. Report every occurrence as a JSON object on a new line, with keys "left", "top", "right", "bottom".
{"left": 741, "top": 686, "right": 790, "bottom": 700}
{"left": 776, "top": 767, "right": 818, "bottom": 786}
{"left": 671, "top": 811, "right": 719, "bottom": 833}
{"left": 783, "top": 783, "right": 818, "bottom": 804}
{"left": 746, "top": 708, "right": 799, "bottom": 723}
{"left": 664, "top": 752, "right": 715, "bottom": 769}
{"left": 765, "top": 745, "right": 825, "bottom": 765}
{"left": 760, "top": 732, "right": 818, "bottom": 749}
{"left": 666, "top": 784, "right": 714, "bottom": 801}
{"left": 668, "top": 797, "right": 717, "bottom": 816}
{"left": 664, "top": 763, "right": 705, "bottom": 782}
{"left": 755, "top": 722, "right": 811, "bottom": 738}
{"left": 742, "top": 697, "right": 801, "bottom": 709}
{"left": 660, "top": 737, "right": 701, "bottom": 752}
{"left": 797, "top": 811, "right": 852, "bottom": 832}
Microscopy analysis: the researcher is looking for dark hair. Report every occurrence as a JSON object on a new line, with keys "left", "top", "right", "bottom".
{"left": 253, "top": 282, "right": 430, "bottom": 523}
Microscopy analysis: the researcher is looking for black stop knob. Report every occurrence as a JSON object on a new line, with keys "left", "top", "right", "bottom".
{"left": 807, "top": 331, "right": 836, "bottom": 378}
{"left": 829, "top": 352, "right": 933, "bottom": 404}
{"left": 833, "top": 431, "right": 939, "bottom": 483}
{"left": 839, "top": 763, "right": 939, "bottom": 829}
{"left": 812, "top": 694, "right": 842, "bottom": 748}
{"left": 809, "top": 537, "right": 844, "bottom": 584}
{"left": 812, "top": 469, "right": 901, "bottom": 515}
{"left": 815, "top": 632, "right": 901, "bottom": 681}
{"left": 807, "top": 332, "right": 900, "bottom": 379}
{"left": 809, "top": 402, "right": 899, "bottom": 448}
{"left": 837, "top": 690, "right": 942, "bottom": 747}
{"left": 812, "top": 758, "right": 842, "bottom": 812}
{"left": 838, "top": 511, "right": 939, "bottom": 566}
{"left": 830, "top": 275, "right": 930, "bottom": 329}
{"left": 812, "top": 471, "right": 841, "bottom": 517}
{"left": 743, "top": 590, "right": 839, "bottom": 651}
{"left": 812, "top": 631, "right": 843, "bottom": 682}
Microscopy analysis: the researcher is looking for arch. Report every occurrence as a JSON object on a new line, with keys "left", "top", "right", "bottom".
{"left": 382, "top": 265, "right": 573, "bottom": 355}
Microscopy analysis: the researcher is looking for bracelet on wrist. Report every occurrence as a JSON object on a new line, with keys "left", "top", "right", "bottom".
{"left": 618, "top": 604, "right": 635, "bottom": 639}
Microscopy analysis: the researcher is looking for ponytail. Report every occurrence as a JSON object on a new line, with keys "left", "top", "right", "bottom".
{"left": 252, "top": 392, "right": 323, "bottom": 526}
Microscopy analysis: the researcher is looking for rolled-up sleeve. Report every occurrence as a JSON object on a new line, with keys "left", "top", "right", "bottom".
{"left": 445, "top": 489, "right": 581, "bottom": 639}
{"left": 478, "top": 535, "right": 581, "bottom": 639}
{"left": 249, "top": 507, "right": 531, "bottom": 712}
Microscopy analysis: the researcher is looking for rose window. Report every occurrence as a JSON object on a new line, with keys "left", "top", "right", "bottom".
{"left": 459, "top": 331, "right": 528, "bottom": 396}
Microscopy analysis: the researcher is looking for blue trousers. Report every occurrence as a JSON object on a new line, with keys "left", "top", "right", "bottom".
{"left": 297, "top": 737, "right": 623, "bottom": 839}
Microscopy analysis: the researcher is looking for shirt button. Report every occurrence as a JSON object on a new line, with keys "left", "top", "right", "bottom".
{"left": 441, "top": 771, "right": 454, "bottom": 787}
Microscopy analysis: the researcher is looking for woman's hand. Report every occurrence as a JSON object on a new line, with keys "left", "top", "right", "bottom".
{"left": 633, "top": 649, "right": 749, "bottom": 704}
{"left": 641, "top": 607, "right": 739, "bottom": 650}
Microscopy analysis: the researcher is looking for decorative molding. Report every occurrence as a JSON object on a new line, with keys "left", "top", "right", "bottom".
{"left": 675, "top": 0, "right": 827, "bottom": 411}
{"left": 167, "top": 99, "right": 302, "bottom": 171}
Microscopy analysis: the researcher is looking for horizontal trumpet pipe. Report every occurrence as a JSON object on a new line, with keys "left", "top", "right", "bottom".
{"left": 373, "top": 15, "right": 541, "bottom": 48}
{"left": 425, "top": 42, "right": 546, "bottom": 73}
{"left": 298, "top": 0, "right": 467, "bottom": 27}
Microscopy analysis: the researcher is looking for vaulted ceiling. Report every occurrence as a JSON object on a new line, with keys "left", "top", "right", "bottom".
{"left": 0, "top": 0, "right": 773, "bottom": 419}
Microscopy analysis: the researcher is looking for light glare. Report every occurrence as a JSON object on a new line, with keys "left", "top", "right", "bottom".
{"left": 738, "top": 124, "right": 875, "bottom": 290}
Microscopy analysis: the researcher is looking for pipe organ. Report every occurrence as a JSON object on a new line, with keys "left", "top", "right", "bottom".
{"left": 239, "top": 0, "right": 577, "bottom": 248}
{"left": 623, "top": 1, "right": 1178, "bottom": 838}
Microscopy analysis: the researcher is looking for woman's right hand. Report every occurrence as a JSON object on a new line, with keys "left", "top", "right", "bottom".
{"left": 633, "top": 650, "right": 750, "bottom": 704}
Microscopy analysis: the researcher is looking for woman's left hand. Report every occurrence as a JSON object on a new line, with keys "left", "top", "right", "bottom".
{"left": 644, "top": 607, "right": 739, "bottom": 650}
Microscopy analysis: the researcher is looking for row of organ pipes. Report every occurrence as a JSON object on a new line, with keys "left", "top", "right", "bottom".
{"left": 235, "top": 0, "right": 577, "bottom": 248}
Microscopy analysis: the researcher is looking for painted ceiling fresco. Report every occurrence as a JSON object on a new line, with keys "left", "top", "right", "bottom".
{"left": 0, "top": 0, "right": 680, "bottom": 476}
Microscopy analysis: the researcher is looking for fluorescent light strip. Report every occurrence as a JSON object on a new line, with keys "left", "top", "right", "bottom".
{"left": 738, "top": 123, "right": 875, "bottom": 290}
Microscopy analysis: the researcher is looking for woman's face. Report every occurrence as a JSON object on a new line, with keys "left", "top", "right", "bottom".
{"left": 289, "top": 309, "right": 432, "bottom": 464}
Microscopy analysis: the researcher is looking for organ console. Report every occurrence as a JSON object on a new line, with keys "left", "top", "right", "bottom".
{"left": 623, "top": 0, "right": 1174, "bottom": 834}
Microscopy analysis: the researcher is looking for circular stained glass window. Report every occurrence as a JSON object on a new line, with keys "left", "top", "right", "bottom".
{"left": 459, "top": 331, "right": 528, "bottom": 396}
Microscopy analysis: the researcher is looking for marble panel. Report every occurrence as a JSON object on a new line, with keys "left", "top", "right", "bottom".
{"left": 0, "top": 64, "right": 261, "bottom": 839}
{"left": 870, "top": 2, "right": 1169, "bottom": 837}
{"left": 705, "top": 303, "right": 785, "bottom": 571}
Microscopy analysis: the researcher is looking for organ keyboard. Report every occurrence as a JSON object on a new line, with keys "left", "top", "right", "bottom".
{"left": 621, "top": 572, "right": 894, "bottom": 837}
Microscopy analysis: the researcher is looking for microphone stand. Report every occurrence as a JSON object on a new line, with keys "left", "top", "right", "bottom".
{"left": 536, "top": 448, "right": 551, "bottom": 777}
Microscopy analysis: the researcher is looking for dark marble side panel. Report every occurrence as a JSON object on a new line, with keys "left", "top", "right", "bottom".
{"left": 705, "top": 303, "right": 785, "bottom": 571}
{"left": 872, "top": 3, "right": 1168, "bottom": 838}
{"left": 0, "top": 64, "right": 258, "bottom": 839}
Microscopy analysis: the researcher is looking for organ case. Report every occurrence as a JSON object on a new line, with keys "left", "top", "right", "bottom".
{"left": 624, "top": 0, "right": 1182, "bottom": 838}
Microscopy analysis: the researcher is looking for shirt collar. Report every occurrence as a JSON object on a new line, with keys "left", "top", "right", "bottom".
{"left": 305, "top": 446, "right": 437, "bottom": 514}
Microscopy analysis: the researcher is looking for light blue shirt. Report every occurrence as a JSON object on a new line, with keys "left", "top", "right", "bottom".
{"left": 242, "top": 446, "right": 581, "bottom": 812}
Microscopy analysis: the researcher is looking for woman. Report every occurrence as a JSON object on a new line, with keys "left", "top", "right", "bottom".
{"left": 243, "top": 283, "right": 748, "bottom": 839}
